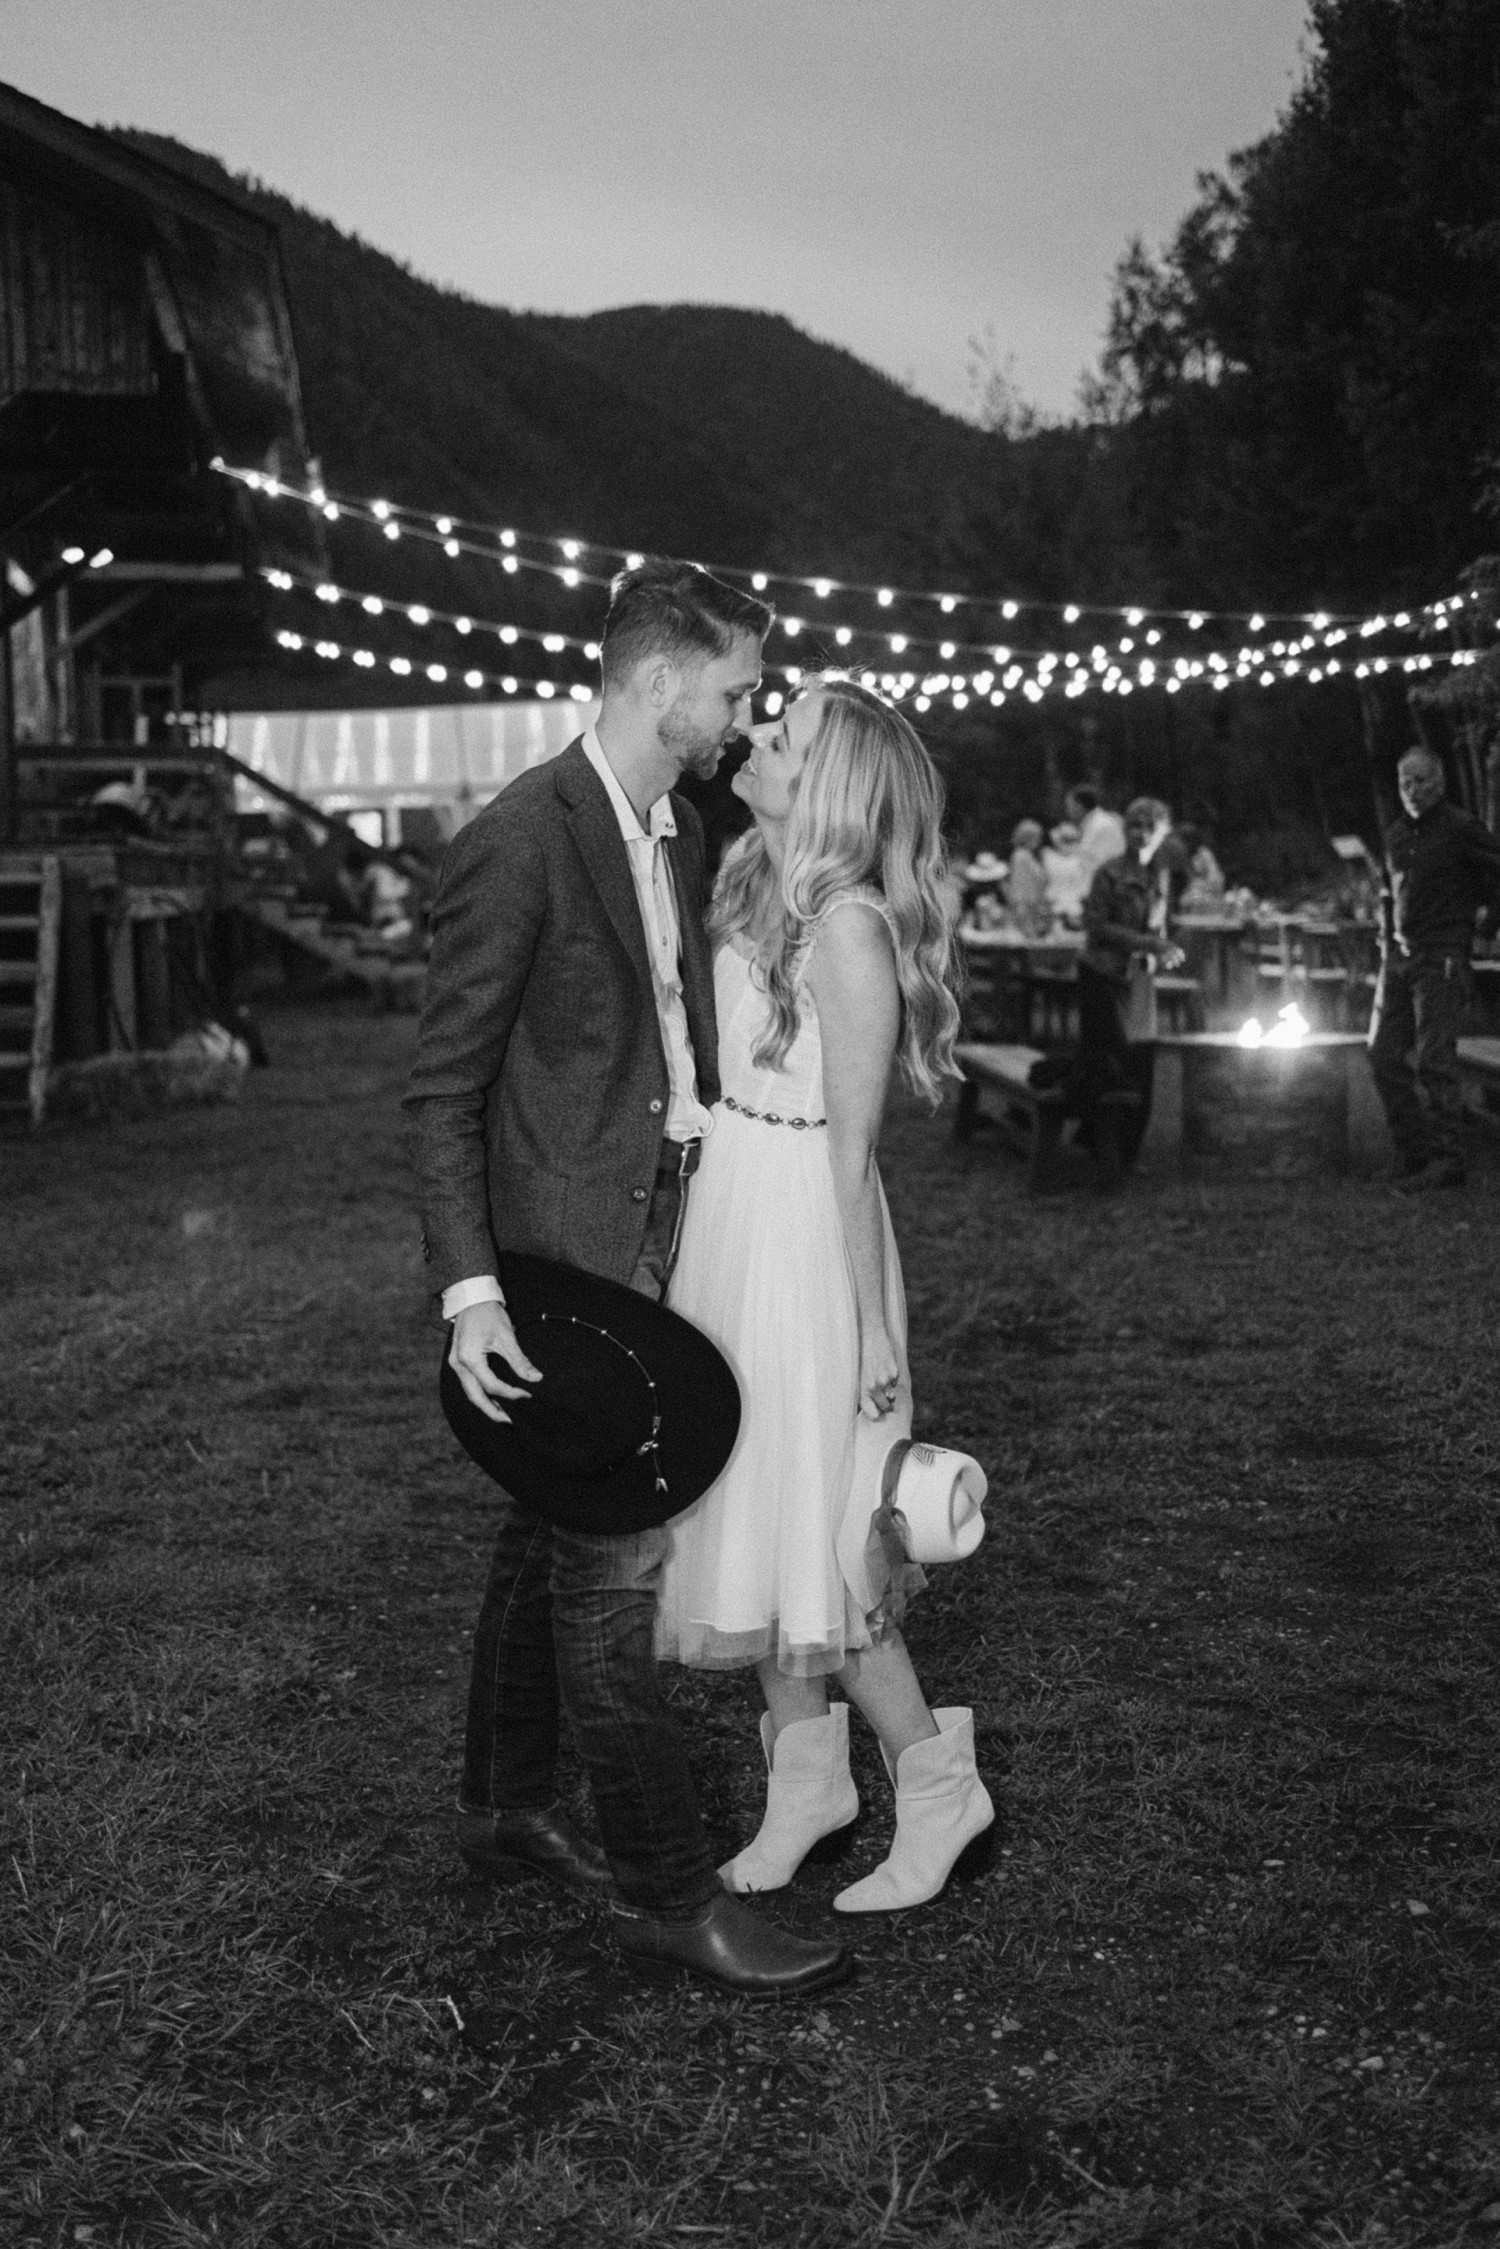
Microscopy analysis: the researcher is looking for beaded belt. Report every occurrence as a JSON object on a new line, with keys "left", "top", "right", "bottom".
{"left": 722, "top": 1094, "right": 827, "bottom": 1129}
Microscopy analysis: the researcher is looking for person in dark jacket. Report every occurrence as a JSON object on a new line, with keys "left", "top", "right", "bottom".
{"left": 1072, "top": 797, "right": 1185, "bottom": 1164}
{"left": 1370, "top": 746, "right": 1500, "bottom": 1190}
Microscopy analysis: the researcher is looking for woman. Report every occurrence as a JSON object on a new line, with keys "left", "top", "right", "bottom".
{"left": 656, "top": 676, "right": 995, "bottom": 1912}
{"left": 1004, "top": 818, "right": 1052, "bottom": 937}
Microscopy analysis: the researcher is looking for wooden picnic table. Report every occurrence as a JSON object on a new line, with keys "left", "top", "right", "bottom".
{"left": 958, "top": 926, "right": 1084, "bottom": 1042}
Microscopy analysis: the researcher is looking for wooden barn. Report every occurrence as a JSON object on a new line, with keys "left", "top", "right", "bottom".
{"left": 0, "top": 80, "right": 334, "bottom": 1120}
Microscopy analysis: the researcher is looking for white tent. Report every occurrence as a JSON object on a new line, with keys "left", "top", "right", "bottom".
{"left": 227, "top": 699, "right": 598, "bottom": 841}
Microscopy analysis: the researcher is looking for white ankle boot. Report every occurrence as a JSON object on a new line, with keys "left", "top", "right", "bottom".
{"left": 833, "top": 1707, "right": 994, "bottom": 1913}
{"left": 719, "top": 1703, "right": 861, "bottom": 1894}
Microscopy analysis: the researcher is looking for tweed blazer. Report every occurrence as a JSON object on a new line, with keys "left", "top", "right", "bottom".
{"left": 405, "top": 738, "right": 720, "bottom": 1293}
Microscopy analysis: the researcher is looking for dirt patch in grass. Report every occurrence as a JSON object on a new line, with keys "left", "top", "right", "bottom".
{"left": 3, "top": 1000, "right": 1499, "bottom": 2247}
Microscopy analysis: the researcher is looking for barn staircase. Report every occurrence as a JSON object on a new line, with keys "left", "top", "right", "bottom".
{"left": 0, "top": 855, "right": 62, "bottom": 1125}
{"left": 238, "top": 881, "right": 427, "bottom": 1007}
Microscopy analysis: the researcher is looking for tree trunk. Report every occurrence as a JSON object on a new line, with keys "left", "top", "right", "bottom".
{"left": 1357, "top": 675, "right": 1408, "bottom": 840}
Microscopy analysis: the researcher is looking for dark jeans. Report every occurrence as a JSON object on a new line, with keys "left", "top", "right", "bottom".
{"left": 460, "top": 1158, "right": 719, "bottom": 1918}
{"left": 1073, "top": 963, "right": 1154, "bottom": 1166}
{"left": 1368, "top": 949, "right": 1470, "bottom": 1166}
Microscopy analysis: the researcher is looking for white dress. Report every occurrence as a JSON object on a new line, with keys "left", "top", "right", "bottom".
{"left": 655, "top": 892, "right": 924, "bottom": 1678}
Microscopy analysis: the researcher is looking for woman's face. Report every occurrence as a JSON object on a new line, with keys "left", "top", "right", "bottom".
{"left": 733, "top": 691, "right": 822, "bottom": 826}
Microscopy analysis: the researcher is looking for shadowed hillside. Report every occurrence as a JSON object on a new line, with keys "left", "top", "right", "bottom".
{"left": 117, "top": 131, "right": 1053, "bottom": 591}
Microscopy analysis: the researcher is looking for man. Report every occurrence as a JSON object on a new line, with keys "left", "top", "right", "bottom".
{"left": 1065, "top": 785, "right": 1128, "bottom": 887}
{"left": 1370, "top": 745, "right": 1500, "bottom": 1191}
{"left": 1073, "top": 796, "right": 1185, "bottom": 1165}
{"left": 406, "top": 561, "right": 848, "bottom": 1997}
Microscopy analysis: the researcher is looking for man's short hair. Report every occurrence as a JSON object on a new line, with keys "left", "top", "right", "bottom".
{"left": 1398, "top": 745, "right": 1444, "bottom": 775}
{"left": 600, "top": 561, "right": 773, "bottom": 687}
{"left": 1066, "top": 784, "right": 1100, "bottom": 815}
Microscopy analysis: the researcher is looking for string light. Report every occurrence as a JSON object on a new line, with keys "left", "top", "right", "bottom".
{"left": 261, "top": 569, "right": 1484, "bottom": 717}
{"left": 220, "top": 463, "right": 1460, "bottom": 656}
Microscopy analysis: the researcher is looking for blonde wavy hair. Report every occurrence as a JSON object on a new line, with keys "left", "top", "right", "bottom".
{"left": 709, "top": 675, "right": 963, "bottom": 1105}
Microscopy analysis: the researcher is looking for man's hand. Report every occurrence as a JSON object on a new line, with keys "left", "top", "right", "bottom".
{"left": 1159, "top": 941, "right": 1187, "bottom": 972}
{"left": 448, "top": 1299, "right": 543, "bottom": 1424}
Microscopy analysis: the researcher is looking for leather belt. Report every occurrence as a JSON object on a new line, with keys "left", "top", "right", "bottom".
{"left": 656, "top": 1138, "right": 702, "bottom": 1181}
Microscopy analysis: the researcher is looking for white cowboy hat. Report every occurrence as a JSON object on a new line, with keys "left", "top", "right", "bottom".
{"left": 839, "top": 1395, "right": 987, "bottom": 1588}
{"left": 883, "top": 1435, "right": 987, "bottom": 1563}
{"left": 965, "top": 851, "right": 1006, "bottom": 882}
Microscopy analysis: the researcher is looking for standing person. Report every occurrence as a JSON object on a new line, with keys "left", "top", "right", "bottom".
{"left": 655, "top": 676, "right": 995, "bottom": 1914}
{"left": 1371, "top": 745, "right": 1500, "bottom": 1191}
{"left": 1042, "top": 820, "right": 1090, "bottom": 924}
{"left": 1065, "top": 785, "right": 1127, "bottom": 886}
{"left": 1004, "top": 818, "right": 1052, "bottom": 936}
{"left": 1073, "top": 796, "right": 1185, "bottom": 1166}
{"left": 406, "top": 562, "right": 849, "bottom": 1998}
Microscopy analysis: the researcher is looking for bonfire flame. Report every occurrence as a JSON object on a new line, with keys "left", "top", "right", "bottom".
{"left": 1237, "top": 1002, "right": 1312, "bottom": 1050}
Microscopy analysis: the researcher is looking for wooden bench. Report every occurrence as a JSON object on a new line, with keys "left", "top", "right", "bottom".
{"left": 953, "top": 1041, "right": 1139, "bottom": 1193}
{"left": 1458, "top": 1035, "right": 1500, "bottom": 1125}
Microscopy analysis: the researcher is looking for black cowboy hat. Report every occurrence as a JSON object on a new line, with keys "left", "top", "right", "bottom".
{"left": 439, "top": 1253, "right": 741, "bottom": 1534}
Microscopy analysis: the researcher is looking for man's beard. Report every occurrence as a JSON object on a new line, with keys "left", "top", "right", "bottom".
{"left": 660, "top": 698, "right": 723, "bottom": 781}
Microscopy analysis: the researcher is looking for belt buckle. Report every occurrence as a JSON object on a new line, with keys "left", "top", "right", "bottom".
{"left": 660, "top": 1137, "right": 700, "bottom": 1182}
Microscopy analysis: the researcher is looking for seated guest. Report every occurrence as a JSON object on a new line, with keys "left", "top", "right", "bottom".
{"left": 960, "top": 849, "right": 1008, "bottom": 932}
{"left": 1005, "top": 820, "right": 1052, "bottom": 936}
{"left": 1073, "top": 798, "right": 1185, "bottom": 1163}
{"left": 1065, "top": 785, "right": 1128, "bottom": 885}
{"left": 1177, "top": 825, "right": 1227, "bottom": 908}
{"left": 1042, "top": 820, "right": 1090, "bottom": 923}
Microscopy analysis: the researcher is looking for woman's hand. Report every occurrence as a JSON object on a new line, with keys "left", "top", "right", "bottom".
{"left": 859, "top": 1323, "right": 902, "bottom": 1421}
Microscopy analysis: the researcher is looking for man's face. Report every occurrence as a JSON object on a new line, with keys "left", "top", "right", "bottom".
{"left": 1398, "top": 755, "right": 1445, "bottom": 820}
{"left": 658, "top": 633, "right": 764, "bottom": 780}
{"left": 1124, "top": 808, "right": 1155, "bottom": 858}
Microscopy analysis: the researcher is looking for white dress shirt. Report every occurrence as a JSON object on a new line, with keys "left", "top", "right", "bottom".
{"left": 442, "top": 728, "right": 712, "bottom": 1320}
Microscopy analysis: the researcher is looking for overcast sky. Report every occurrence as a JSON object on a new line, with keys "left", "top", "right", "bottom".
{"left": 4, "top": 0, "right": 1311, "bottom": 420}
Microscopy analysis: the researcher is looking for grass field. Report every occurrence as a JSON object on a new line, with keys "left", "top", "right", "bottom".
{"left": 4, "top": 1001, "right": 1499, "bottom": 2249}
